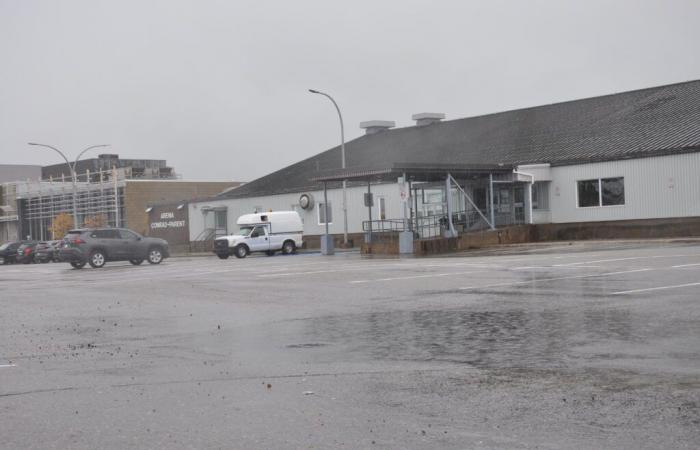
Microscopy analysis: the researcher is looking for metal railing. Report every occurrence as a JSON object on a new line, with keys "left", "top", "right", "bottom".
{"left": 363, "top": 208, "right": 494, "bottom": 243}
{"left": 194, "top": 227, "right": 216, "bottom": 241}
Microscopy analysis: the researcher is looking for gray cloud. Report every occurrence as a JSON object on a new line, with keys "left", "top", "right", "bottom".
{"left": 1, "top": 0, "right": 699, "bottom": 180}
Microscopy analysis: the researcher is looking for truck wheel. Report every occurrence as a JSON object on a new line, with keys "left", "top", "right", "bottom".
{"left": 70, "top": 261, "right": 86, "bottom": 269}
{"left": 282, "top": 240, "right": 296, "bottom": 255}
{"left": 233, "top": 245, "right": 248, "bottom": 259}
{"left": 88, "top": 250, "right": 106, "bottom": 268}
{"left": 217, "top": 253, "right": 230, "bottom": 260}
{"left": 265, "top": 250, "right": 275, "bottom": 256}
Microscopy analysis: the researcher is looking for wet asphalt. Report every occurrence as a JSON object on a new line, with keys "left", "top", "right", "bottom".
{"left": 1, "top": 240, "right": 699, "bottom": 449}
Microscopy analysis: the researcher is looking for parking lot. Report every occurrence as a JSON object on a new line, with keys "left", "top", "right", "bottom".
{"left": 2, "top": 240, "right": 700, "bottom": 449}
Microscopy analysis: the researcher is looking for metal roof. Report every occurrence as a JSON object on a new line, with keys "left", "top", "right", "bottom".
{"left": 220, "top": 79, "right": 700, "bottom": 199}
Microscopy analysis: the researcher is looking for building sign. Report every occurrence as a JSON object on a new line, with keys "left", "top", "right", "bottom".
{"left": 399, "top": 181, "right": 410, "bottom": 203}
{"left": 150, "top": 211, "right": 186, "bottom": 229}
{"left": 147, "top": 204, "right": 189, "bottom": 245}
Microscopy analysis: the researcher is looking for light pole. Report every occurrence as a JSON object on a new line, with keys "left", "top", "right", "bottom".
{"left": 309, "top": 89, "right": 349, "bottom": 247}
{"left": 28, "top": 143, "right": 110, "bottom": 228}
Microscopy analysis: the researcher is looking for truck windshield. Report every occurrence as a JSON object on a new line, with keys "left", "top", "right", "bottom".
{"left": 238, "top": 226, "right": 255, "bottom": 235}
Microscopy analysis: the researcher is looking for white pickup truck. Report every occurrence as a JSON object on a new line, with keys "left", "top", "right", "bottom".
{"left": 213, "top": 211, "right": 304, "bottom": 259}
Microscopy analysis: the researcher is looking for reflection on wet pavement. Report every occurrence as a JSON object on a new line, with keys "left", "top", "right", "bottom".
{"left": 295, "top": 308, "right": 699, "bottom": 372}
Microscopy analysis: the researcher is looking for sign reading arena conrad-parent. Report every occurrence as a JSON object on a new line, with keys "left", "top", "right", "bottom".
{"left": 147, "top": 204, "right": 189, "bottom": 245}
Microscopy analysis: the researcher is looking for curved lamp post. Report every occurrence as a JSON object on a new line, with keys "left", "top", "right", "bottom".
{"left": 28, "top": 143, "right": 110, "bottom": 228}
{"left": 309, "top": 89, "right": 349, "bottom": 247}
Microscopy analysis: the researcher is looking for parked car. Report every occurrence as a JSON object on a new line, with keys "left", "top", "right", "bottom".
{"left": 59, "top": 228, "right": 170, "bottom": 269}
{"left": 214, "top": 211, "right": 303, "bottom": 259}
{"left": 0, "top": 241, "right": 25, "bottom": 264}
{"left": 16, "top": 242, "right": 39, "bottom": 264}
{"left": 34, "top": 240, "right": 62, "bottom": 263}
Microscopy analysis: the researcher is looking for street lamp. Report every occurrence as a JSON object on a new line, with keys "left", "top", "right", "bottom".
{"left": 309, "top": 89, "right": 349, "bottom": 247}
{"left": 28, "top": 143, "right": 110, "bottom": 228}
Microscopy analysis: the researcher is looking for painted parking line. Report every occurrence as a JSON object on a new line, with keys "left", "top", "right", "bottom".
{"left": 611, "top": 282, "right": 700, "bottom": 295}
{"left": 350, "top": 270, "right": 487, "bottom": 284}
{"left": 257, "top": 262, "right": 494, "bottom": 279}
{"left": 553, "top": 254, "right": 700, "bottom": 267}
{"left": 0, "top": 364, "right": 17, "bottom": 368}
{"left": 511, "top": 265, "right": 602, "bottom": 270}
{"left": 458, "top": 268, "right": 653, "bottom": 291}
{"left": 672, "top": 263, "right": 700, "bottom": 268}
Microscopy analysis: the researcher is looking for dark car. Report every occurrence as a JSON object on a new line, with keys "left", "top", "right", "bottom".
{"left": 34, "top": 240, "right": 62, "bottom": 263}
{"left": 16, "top": 242, "right": 39, "bottom": 264}
{"left": 59, "top": 228, "right": 170, "bottom": 269}
{"left": 0, "top": 241, "right": 25, "bottom": 264}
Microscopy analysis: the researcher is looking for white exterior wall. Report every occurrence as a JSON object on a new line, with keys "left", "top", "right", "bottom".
{"left": 549, "top": 152, "right": 700, "bottom": 223}
{"left": 188, "top": 183, "right": 402, "bottom": 240}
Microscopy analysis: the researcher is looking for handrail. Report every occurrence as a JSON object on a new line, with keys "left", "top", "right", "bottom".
{"left": 448, "top": 173, "right": 493, "bottom": 229}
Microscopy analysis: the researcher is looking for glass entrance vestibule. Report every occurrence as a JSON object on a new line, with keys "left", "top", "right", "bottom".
{"left": 311, "top": 165, "right": 549, "bottom": 248}
{"left": 409, "top": 173, "right": 529, "bottom": 239}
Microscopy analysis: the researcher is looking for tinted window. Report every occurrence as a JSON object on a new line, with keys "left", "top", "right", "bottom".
{"left": 91, "top": 230, "right": 120, "bottom": 239}
{"left": 0, "top": 243, "right": 9, "bottom": 250}
{"left": 601, "top": 177, "right": 625, "bottom": 206}
{"left": 119, "top": 230, "right": 138, "bottom": 240}
{"left": 577, "top": 179, "right": 600, "bottom": 207}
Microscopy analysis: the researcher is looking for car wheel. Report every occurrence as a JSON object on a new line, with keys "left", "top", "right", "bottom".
{"left": 70, "top": 261, "right": 86, "bottom": 269}
{"left": 88, "top": 250, "right": 106, "bottom": 268}
{"left": 147, "top": 247, "right": 163, "bottom": 264}
{"left": 130, "top": 259, "right": 144, "bottom": 265}
{"left": 282, "top": 240, "right": 296, "bottom": 255}
{"left": 217, "top": 253, "right": 230, "bottom": 260}
{"left": 233, "top": 244, "right": 248, "bottom": 259}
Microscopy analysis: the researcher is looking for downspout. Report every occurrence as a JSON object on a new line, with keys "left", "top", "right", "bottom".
{"left": 513, "top": 169, "right": 534, "bottom": 225}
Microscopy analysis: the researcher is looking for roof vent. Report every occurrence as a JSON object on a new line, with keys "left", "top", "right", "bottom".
{"left": 359, "top": 120, "right": 395, "bottom": 135}
{"left": 412, "top": 112, "right": 445, "bottom": 126}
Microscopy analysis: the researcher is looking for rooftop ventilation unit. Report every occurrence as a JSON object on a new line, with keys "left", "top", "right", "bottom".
{"left": 412, "top": 112, "right": 445, "bottom": 126}
{"left": 359, "top": 120, "right": 395, "bottom": 135}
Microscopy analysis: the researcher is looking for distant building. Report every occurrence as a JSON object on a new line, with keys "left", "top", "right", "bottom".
{"left": 42, "top": 154, "right": 176, "bottom": 180}
{"left": 0, "top": 156, "right": 243, "bottom": 242}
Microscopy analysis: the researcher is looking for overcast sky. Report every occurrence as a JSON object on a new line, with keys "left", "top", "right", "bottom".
{"left": 1, "top": 0, "right": 699, "bottom": 181}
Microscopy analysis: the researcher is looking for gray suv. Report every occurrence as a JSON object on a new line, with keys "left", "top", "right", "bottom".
{"left": 59, "top": 228, "right": 170, "bottom": 269}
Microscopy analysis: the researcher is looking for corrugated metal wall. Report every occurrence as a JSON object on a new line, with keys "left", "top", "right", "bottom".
{"left": 549, "top": 152, "right": 700, "bottom": 223}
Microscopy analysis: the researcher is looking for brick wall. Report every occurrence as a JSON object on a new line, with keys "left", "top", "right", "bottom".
{"left": 124, "top": 181, "right": 240, "bottom": 235}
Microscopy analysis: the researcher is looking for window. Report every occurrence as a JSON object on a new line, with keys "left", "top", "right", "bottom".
{"left": 214, "top": 210, "right": 227, "bottom": 230}
{"left": 318, "top": 202, "right": 333, "bottom": 225}
{"left": 577, "top": 177, "right": 625, "bottom": 207}
{"left": 473, "top": 187, "right": 487, "bottom": 211}
{"left": 250, "top": 226, "right": 267, "bottom": 238}
{"left": 577, "top": 179, "right": 600, "bottom": 207}
{"left": 532, "top": 182, "right": 549, "bottom": 210}
{"left": 377, "top": 197, "right": 386, "bottom": 220}
{"left": 119, "top": 230, "right": 138, "bottom": 240}
{"left": 422, "top": 188, "right": 444, "bottom": 204}
{"left": 497, "top": 188, "right": 511, "bottom": 213}
{"left": 91, "top": 229, "right": 119, "bottom": 239}
{"left": 601, "top": 177, "right": 625, "bottom": 206}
